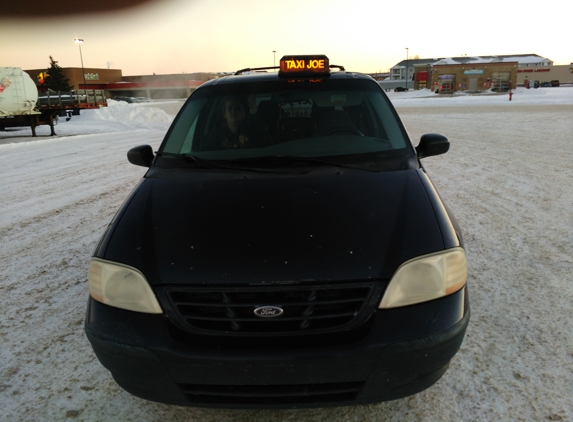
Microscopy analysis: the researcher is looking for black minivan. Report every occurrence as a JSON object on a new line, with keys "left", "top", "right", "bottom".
{"left": 85, "top": 55, "right": 469, "bottom": 409}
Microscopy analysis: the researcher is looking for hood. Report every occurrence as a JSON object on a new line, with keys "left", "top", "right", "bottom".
{"left": 102, "top": 169, "right": 444, "bottom": 285}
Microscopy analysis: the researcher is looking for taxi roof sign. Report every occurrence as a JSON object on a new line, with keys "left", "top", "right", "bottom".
{"left": 279, "top": 55, "right": 330, "bottom": 77}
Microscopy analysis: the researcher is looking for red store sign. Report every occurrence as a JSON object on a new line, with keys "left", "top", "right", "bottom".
{"left": 517, "top": 68, "right": 550, "bottom": 73}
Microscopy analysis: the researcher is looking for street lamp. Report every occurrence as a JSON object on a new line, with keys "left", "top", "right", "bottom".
{"left": 273, "top": 50, "right": 276, "bottom": 70}
{"left": 405, "top": 47, "right": 409, "bottom": 90}
{"left": 74, "top": 38, "right": 86, "bottom": 92}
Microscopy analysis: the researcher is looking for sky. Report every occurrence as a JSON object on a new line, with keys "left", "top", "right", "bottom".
{"left": 1, "top": 0, "right": 571, "bottom": 76}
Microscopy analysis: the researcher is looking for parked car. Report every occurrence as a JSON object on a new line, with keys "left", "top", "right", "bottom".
{"left": 394, "top": 86, "right": 408, "bottom": 92}
{"left": 85, "top": 55, "right": 469, "bottom": 409}
{"left": 550, "top": 80, "right": 560, "bottom": 87}
{"left": 540, "top": 82, "right": 552, "bottom": 87}
{"left": 113, "top": 96, "right": 136, "bottom": 103}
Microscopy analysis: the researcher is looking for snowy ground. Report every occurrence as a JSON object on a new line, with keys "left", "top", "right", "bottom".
{"left": 1, "top": 88, "right": 573, "bottom": 421}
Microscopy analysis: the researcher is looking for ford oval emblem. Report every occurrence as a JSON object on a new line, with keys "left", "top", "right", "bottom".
{"left": 254, "top": 306, "right": 284, "bottom": 318}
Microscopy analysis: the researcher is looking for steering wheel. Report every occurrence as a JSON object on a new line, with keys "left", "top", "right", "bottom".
{"left": 324, "top": 127, "right": 364, "bottom": 136}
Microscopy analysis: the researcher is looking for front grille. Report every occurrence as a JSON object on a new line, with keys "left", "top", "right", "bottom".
{"left": 178, "top": 381, "right": 364, "bottom": 405}
{"left": 163, "top": 283, "right": 378, "bottom": 335}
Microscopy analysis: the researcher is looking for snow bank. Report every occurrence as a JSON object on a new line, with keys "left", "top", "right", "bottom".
{"left": 0, "top": 99, "right": 175, "bottom": 143}
{"left": 61, "top": 99, "right": 174, "bottom": 134}
{"left": 386, "top": 86, "right": 573, "bottom": 107}
{"left": 86, "top": 99, "right": 174, "bottom": 124}
{"left": 1, "top": 87, "right": 573, "bottom": 422}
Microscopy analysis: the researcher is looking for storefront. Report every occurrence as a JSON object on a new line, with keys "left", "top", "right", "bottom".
{"left": 24, "top": 68, "right": 212, "bottom": 99}
{"left": 430, "top": 62, "right": 518, "bottom": 93}
{"left": 516, "top": 64, "right": 573, "bottom": 86}
{"left": 25, "top": 67, "right": 123, "bottom": 90}
{"left": 104, "top": 80, "right": 204, "bottom": 99}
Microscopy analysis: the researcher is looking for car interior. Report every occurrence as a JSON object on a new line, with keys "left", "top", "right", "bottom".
{"left": 163, "top": 82, "right": 409, "bottom": 159}
{"left": 190, "top": 93, "right": 389, "bottom": 152}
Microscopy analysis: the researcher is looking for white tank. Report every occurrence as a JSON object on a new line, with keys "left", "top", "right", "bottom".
{"left": 0, "top": 67, "right": 39, "bottom": 117}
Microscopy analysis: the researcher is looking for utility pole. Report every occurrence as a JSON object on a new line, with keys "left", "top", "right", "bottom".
{"left": 405, "top": 47, "right": 409, "bottom": 90}
{"left": 74, "top": 38, "right": 86, "bottom": 93}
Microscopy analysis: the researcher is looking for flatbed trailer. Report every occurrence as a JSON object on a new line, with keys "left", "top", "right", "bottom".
{"left": 37, "top": 89, "right": 107, "bottom": 110}
{"left": 0, "top": 90, "right": 107, "bottom": 136}
{"left": 0, "top": 110, "right": 59, "bottom": 136}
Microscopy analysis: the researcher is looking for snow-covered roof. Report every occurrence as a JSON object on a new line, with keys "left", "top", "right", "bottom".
{"left": 466, "top": 57, "right": 496, "bottom": 64}
{"left": 391, "top": 54, "right": 550, "bottom": 69}
{"left": 435, "top": 58, "right": 460, "bottom": 65}
{"left": 501, "top": 55, "right": 549, "bottom": 63}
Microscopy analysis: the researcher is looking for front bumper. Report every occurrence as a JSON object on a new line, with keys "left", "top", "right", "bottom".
{"left": 85, "top": 287, "right": 469, "bottom": 409}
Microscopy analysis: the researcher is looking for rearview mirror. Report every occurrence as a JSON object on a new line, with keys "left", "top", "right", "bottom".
{"left": 127, "top": 145, "right": 154, "bottom": 167}
{"left": 416, "top": 134, "right": 450, "bottom": 159}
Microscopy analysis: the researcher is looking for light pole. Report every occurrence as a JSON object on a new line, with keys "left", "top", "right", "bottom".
{"left": 74, "top": 38, "right": 86, "bottom": 93}
{"left": 405, "top": 47, "right": 409, "bottom": 90}
{"left": 273, "top": 50, "right": 276, "bottom": 70}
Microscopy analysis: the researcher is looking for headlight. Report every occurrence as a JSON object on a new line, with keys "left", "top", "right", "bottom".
{"left": 88, "top": 258, "right": 163, "bottom": 314}
{"left": 379, "top": 247, "right": 466, "bottom": 309}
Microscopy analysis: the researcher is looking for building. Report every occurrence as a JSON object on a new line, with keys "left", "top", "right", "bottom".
{"left": 24, "top": 54, "right": 572, "bottom": 99}
{"left": 390, "top": 58, "right": 436, "bottom": 85}
{"left": 106, "top": 73, "right": 214, "bottom": 99}
{"left": 365, "top": 72, "right": 390, "bottom": 81}
{"left": 431, "top": 60, "right": 518, "bottom": 93}
{"left": 26, "top": 67, "right": 123, "bottom": 91}
{"left": 516, "top": 63, "right": 573, "bottom": 87}
{"left": 382, "top": 54, "right": 572, "bottom": 92}
{"left": 24, "top": 67, "right": 219, "bottom": 99}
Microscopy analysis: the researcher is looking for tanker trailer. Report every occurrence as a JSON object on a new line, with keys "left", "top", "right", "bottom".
{"left": 0, "top": 67, "right": 39, "bottom": 116}
{"left": 0, "top": 67, "right": 57, "bottom": 136}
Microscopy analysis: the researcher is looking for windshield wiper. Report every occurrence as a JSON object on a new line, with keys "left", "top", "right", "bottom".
{"left": 228, "top": 155, "right": 382, "bottom": 172}
{"left": 183, "top": 154, "right": 290, "bottom": 173}
{"left": 184, "top": 154, "right": 233, "bottom": 169}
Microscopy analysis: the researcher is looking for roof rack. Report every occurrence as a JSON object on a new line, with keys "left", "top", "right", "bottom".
{"left": 234, "top": 66, "right": 276, "bottom": 75}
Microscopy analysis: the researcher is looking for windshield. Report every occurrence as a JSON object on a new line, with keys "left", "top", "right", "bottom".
{"left": 159, "top": 78, "right": 412, "bottom": 162}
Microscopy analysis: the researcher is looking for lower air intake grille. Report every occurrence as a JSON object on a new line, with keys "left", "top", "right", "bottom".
{"left": 164, "top": 283, "right": 376, "bottom": 335}
{"left": 178, "top": 381, "right": 364, "bottom": 405}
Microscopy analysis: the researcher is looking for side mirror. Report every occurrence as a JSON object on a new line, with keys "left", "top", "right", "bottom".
{"left": 416, "top": 134, "right": 450, "bottom": 159}
{"left": 127, "top": 145, "right": 154, "bottom": 167}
